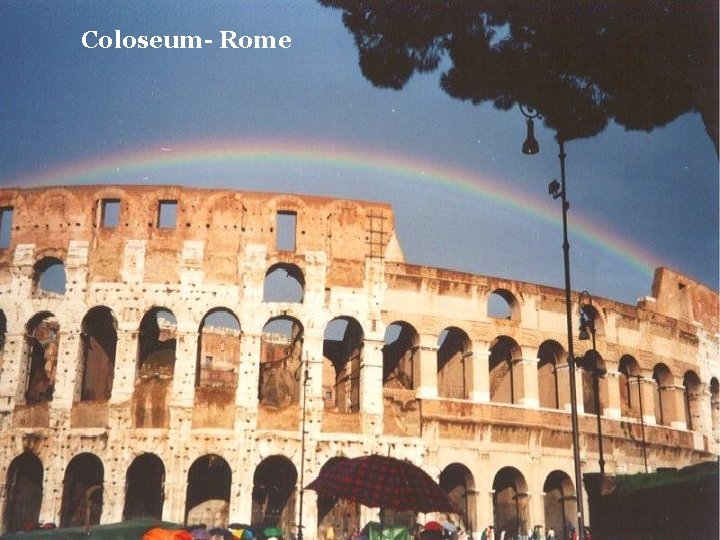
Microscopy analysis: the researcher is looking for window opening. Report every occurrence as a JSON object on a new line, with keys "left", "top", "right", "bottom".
{"left": 276, "top": 210, "right": 297, "bottom": 251}
{"left": 100, "top": 199, "right": 120, "bottom": 228}
{"left": 0, "top": 207, "right": 13, "bottom": 248}
{"left": 34, "top": 257, "right": 66, "bottom": 295}
{"left": 157, "top": 200, "right": 178, "bottom": 229}
{"left": 263, "top": 264, "right": 305, "bottom": 302}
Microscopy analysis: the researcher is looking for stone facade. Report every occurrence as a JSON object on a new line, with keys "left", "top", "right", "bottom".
{"left": 0, "top": 185, "right": 717, "bottom": 536}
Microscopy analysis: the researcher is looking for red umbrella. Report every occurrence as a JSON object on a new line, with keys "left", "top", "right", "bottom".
{"left": 305, "top": 455, "right": 458, "bottom": 513}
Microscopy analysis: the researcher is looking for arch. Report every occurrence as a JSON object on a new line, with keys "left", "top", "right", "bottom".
{"left": 185, "top": 454, "right": 232, "bottom": 526}
{"left": 487, "top": 289, "right": 519, "bottom": 321}
{"left": 123, "top": 453, "right": 165, "bottom": 520}
{"left": 323, "top": 317, "right": 364, "bottom": 413}
{"left": 683, "top": 370, "right": 702, "bottom": 431}
{"left": 489, "top": 336, "right": 521, "bottom": 404}
{"left": 196, "top": 308, "right": 241, "bottom": 390}
{"left": 60, "top": 452, "right": 104, "bottom": 527}
{"left": 137, "top": 307, "right": 177, "bottom": 374}
{"left": 710, "top": 377, "right": 719, "bottom": 443}
{"left": 537, "top": 340, "right": 563, "bottom": 409}
{"left": 492, "top": 466, "right": 529, "bottom": 538}
{"left": 263, "top": 263, "right": 305, "bottom": 303}
{"left": 580, "top": 349, "right": 606, "bottom": 415}
{"left": 618, "top": 355, "right": 641, "bottom": 419}
{"left": 382, "top": 321, "right": 419, "bottom": 389}
{"left": 33, "top": 256, "right": 66, "bottom": 295}
{"left": 133, "top": 307, "right": 177, "bottom": 428}
{"left": 437, "top": 326, "right": 472, "bottom": 399}
{"left": 3, "top": 452, "right": 43, "bottom": 533}
{"left": 652, "top": 363, "right": 673, "bottom": 426}
{"left": 260, "top": 316, "right": 304, "bottom": 408}
{"left": 316, "top": 457, "right": 360, "bottom": 540}
{"left": 542, "top": 470, "right": 577, "bottom": 539}
{"left": 79, "top": 306, "right": 117, "bottom": 402}
{"left": 252, "top": 455, "right": 298, "bottom": 531}
{"left": 24, "top": 311, "right": 60, "bottom": 404}
{"left": 440, "top": 463, "right": 476, "bottom": 535}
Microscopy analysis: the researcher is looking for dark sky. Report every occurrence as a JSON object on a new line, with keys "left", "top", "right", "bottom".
{"left": 1, "top": 0, "right": 717, "bottom": 304}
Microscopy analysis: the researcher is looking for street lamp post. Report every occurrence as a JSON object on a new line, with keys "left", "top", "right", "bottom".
{"left": 521, "top": 105, "right": 587, "bottom": 539}
{"left": 297, "top": 354, "right": 310, "bottom": 540}
{"left": 578, "top": 291, "right": 606, "bottom": 475}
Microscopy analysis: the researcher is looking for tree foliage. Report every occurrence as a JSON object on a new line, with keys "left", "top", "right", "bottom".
{"left": 320, "top": 0, "right": 718, "bottom": 150}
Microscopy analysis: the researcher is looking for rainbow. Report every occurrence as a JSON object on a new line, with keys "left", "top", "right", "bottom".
{"left": 1, "top": 138, "right": 660, "bottom": 278}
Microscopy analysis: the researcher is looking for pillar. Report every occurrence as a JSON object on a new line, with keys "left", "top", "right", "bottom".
{"left": 470, "top": 341, "right": 490, "bottom": 403}
{"left": 416, "top": 334, "right": 438, "bottom": 399}
{"left": 518, "top": 357, "right": 539, "bottom": 408}
{"left": 603, "top": 367, "right": 622, "bottom": 420}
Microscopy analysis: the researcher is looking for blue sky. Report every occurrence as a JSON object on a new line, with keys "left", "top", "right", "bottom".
{"left": 1, "top": 0, "right": 717, "bottom": 304}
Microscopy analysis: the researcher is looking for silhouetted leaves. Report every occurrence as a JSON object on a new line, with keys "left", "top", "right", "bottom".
{"left": 320, "top": 0, "right": 718, "bottom": 149}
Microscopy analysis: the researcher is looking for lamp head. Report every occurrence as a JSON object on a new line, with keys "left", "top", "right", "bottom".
{"left": 522, "top": 118, "right": 540, "bottom": 155}
{"left": 548, "top": 179, "right": 561, "bottom": 197}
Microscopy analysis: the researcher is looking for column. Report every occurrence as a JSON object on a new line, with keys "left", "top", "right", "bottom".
{"left": 518, "top": 357, "right": 539, "bottom": 408}
{"left": 638, "top": 376, "right": 657, "bottom": 426}
{"left": 0, "top": 332, "right": 27, "bottom": 410}
{"left": 470, "top": 341, "right": 490, "bottom": 403}
{"left": 603, "top": 366, "right": 622, "bottom": 420}
{"left": 416, "top": 333, "right": 438, "bottom": 399}
{"left": 360, "top": 337, "right": 383, "bottom": 417}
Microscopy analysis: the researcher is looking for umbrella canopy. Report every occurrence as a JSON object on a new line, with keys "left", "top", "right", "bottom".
{"left": 305, "top": 455, "right": 457, "bottom": 513}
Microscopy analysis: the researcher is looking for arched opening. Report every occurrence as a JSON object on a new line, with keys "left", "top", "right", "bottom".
{"left": 440, "top": 463, "right": 476, "bottom": 535}
{"left": 24, "top": 312, "right": 60, "bottom": 405}
{"left": 487, "top": 289, "right": 518, "bottom": 320}
{"left": 252, "top": 455, "right": 298, "bottom": 532}
{"left": 437, "top": 327, "right": 472, "bottom": 399}
{"left": 489, "top": 336, "right": 521, "bottom": 404}
{"left": 382, "top": 321, "right": 418, "bottom": 389}
{"left": 537, "top": 341, "right": 563, "bottom": 409}
{"left": 137, "top": 307, "right": 177, "bottom": 374}
{"left": 134, "top": 307, "right": 177, "bottom": 428}
{"left": 492, "top": 467, "right": 529, "bottom": 538}
{"left": 652, "top": 364, "right": 673, "bottom": 426}
{"left": 33, "top": 256, "right": 66, "bottom": 295}
{"left": 3, "top": 452, "right": 43, "bottom": 533}
{"left": 185, "top": 454, "right": 232, "bottom": 526}
{"left": 683, "top": 370, "right": 702, "bottom": 431}
{"left": 123, "top": 453, "right": 165, "bottom": 520}
{"left": 316, "top": 457, "right": 360, "bottom": 540}
{"left": 618, "top": 355, "right": 641, "bottom": 419}
{"left": 260, "top": 316, "right": 304, "bottom": 409}
{"left": 79, "top": 306, "right": 117, "bottom": 402}
{"left": 195, "top": 308, "right": 241, "bottom": 427}
{"left": 543, "top": 470, "right": 577, "bottom": 540}
{"left": 323, "top": 317, "right": 363, "bottom": 413}
{"left": 263, "top": 263, "right": 305, "bottom": 303}
{"left": 60, "top": 453, "right": 104, "bottom": 527}
{"left": 580, "top": 349, "right": 606, "bottom": 415}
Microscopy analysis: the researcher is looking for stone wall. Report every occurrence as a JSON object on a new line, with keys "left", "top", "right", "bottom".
{"left": 0, "top": 185, "right": 717, "bottom": 537}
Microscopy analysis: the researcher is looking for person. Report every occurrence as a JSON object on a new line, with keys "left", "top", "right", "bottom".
{"left": 532, "top": 526, "right": 543, "bottom": 540}
{"left": 545, "top": 528, "right": 555, "bottom": 540}
{"left": 480, "top": 525, "right": 494, "bottom": 540}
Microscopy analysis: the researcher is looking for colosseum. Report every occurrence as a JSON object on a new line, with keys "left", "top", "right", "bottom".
{"left": 0, "top": 185, "right": 717, "bottom": 536}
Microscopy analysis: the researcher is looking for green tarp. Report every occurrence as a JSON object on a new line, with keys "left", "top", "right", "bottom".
{"left": 1, "top": 517, "right": 183, "bottom": 540}
{"left": 363, "top": 522, "right": 410, "bottom": 540}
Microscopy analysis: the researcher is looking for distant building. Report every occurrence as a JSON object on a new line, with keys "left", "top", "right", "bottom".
{"left": 0, "top": 185, "right": 717, "bottom": 537}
